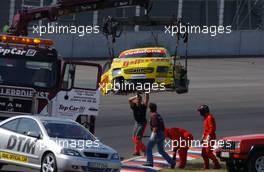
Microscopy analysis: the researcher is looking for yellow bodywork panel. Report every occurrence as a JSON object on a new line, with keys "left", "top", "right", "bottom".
{"left": 0, "top": 152, "right": 28, "bottom": 163}
{"left": 100, "top": 47, "right": 179, "bottom": 95}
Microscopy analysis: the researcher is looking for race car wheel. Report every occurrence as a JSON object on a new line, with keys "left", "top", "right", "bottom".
{"left": 41, "top": 153, "right": 58, "bottom": 172}
{"left": 248, "top": 150, "right": 264, "bottom": 172}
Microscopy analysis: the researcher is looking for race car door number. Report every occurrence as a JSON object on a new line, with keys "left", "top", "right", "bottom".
{"left": 88, "top": 162, "right": 108, "bottom": 168}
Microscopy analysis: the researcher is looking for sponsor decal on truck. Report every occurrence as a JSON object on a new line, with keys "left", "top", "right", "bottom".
{"left": 0, "top": 47, "right": 37, "bottom": 57}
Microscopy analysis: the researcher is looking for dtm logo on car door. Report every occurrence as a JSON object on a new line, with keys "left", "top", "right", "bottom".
{"left": 53, "top": 62, "right": 101, "bottom": 121}
{"left": 7, "top": 135, "right": 36, "bottom": 154}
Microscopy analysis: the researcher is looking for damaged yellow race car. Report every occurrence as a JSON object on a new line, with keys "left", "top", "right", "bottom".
{"left": 100, "top": 47, "right": 188, "bottom": 95}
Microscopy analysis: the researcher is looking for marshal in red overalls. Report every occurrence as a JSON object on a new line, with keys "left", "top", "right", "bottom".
{"left": 165, "top": 128, "right": 194, "bottom": 168}
{"left": 198, "top": 105, "right": 221, "bottom": 169}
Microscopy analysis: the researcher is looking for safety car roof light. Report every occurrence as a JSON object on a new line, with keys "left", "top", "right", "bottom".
{"left": 0, "top": 35, "right": 54, "bottom": 46}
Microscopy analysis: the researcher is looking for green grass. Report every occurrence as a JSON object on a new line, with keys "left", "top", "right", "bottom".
{"left": 161, "top": 159, "right": 226, "bottom": 172}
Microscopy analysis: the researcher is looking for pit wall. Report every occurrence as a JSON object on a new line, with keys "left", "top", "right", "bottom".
{"left": 31, "top": 30, "right": 264, "bottom": 58}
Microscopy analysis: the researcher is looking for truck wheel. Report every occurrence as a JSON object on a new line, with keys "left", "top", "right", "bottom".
{"left": 226, "top": 160, "right": 245, "bottom": 172}
{"left": 248, "top": 150, "right": 264, "bottom": 172}
{"left": 226, "top": 161, "right": 236, "bottom": 172}
{"left": 41, "top": 153, "right": 57, "bottom": 172}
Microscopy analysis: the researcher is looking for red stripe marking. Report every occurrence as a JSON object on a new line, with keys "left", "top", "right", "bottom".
{"left": 123, "top": 161, "right": 146, "bottom": 166}
{"left": 121, "top": 148, "right": 203, "bottom": 172}
{"left": 189, "top": 147, "right": 202, "bottom": 151}
{"left": 121, "top": 169, "right": 147, "bottom": 172}
{"left": 123, "top": 161, "right": 166, "bottom": 168}
{"left": 188, "top": 154, "right": 201, "bottom": 159}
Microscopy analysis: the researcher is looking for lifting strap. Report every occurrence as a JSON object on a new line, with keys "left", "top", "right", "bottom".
{"left": 173, "top": 19, "right": 189, "bottom": 71}
{"left": 102, "top": 16, "right": 123, "bottom": 59}
{"left": 172, "top": 19, "right": 189, "bottom": 93}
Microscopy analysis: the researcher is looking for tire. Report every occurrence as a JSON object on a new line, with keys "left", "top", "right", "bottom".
{"left": 226, "top": 160, "right": 236, "bottom": 172}
{"left": 226, "top": 160, "right": 245, "bottom": 172}
{"left": 0, "top": 163, "right": 4, "bottom": 169}
{"left": 248, "top": 150, "right": 264, "bottom": 172}
{"left": 41, "top": 153, "right": 57, "bottom": 172}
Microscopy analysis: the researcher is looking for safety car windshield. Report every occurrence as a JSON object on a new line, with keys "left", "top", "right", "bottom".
{"left": 0, "top": 57, "right": 57, "bottom": 89}
{"left": 42, "top": 120, "right": 96, "bottom": 140}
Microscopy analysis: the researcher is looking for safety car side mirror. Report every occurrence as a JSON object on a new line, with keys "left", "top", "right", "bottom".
{"left": 27, "top": 131, "right": 43, "bottom": 139}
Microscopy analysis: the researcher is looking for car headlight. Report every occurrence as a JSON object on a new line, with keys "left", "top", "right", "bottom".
{"left": 61, "top": 148, "right": 81, "bottom": 157}
{"left": 112, "top": 68, "right": 122, "bottom": 76}
{"left": 111, "top": 153, "right": 120, "bottom": 160}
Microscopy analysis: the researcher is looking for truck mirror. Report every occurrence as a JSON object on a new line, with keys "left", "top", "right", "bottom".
{"left": 62, "top": 63, "right": 74, "bottom": 90}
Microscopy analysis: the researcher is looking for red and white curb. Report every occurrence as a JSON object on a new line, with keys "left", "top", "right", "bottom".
{"left": 121, "top": 147, "right": 202, "bottom": 172}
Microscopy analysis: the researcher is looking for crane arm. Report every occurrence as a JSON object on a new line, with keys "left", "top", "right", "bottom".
{"left": 102, "top": 16, "right": 188, "bottom": 43}
{"left": 10, "top": 0, "right": 150, "bottom": 36}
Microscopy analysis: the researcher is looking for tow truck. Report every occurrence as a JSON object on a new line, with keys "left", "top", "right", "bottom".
{"left": 0, "top": 34, "right": 103, "bottom": 134}
{"left": 0, "top": 0, "right": 150, "bottom": 133}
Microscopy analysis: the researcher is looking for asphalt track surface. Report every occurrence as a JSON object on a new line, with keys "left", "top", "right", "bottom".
{"left": 1, "top": 58, "right": 264, "bottom": 171}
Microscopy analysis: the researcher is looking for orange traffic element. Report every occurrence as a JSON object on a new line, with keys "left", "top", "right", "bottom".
{"left": 0, "top": 35, "right": 54, "bottom": 46}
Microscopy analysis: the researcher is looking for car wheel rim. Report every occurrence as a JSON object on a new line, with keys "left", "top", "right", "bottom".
{"left": 43, "top": 155, "right": 55, "bottom": 172}
{"left": 255, "top": 156, "right": 264, "bottom": 172}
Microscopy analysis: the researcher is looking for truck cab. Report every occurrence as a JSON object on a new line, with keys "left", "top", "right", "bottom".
{"left": 216, "top": 134, "right": 264, "bottom": 172}
{"left": 0, "top": 35, "right": 102, "bottom": 133}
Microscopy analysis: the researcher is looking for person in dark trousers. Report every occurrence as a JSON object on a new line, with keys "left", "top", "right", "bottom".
{"left": 143, "top": 103, "right": 176, "bottom": 169}
{"left": 129, "top": 93, "right": 149, "bottom": 156}
{"left": 198, "top": 105, "right": 221, "bottom": 169}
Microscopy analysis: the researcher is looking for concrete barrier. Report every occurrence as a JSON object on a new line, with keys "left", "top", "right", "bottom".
{"left": 31, "top": 30, "right": 264, "bottom": 58}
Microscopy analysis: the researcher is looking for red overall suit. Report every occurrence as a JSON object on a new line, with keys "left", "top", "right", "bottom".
{"left": 202, "top": 114, "right": 220, "bottom": 169}
{"left": 165, "top": 128, "right": 194, "bottom": 168}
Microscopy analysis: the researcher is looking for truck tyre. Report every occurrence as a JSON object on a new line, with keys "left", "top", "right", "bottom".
{"left": 226, "top": 160, "right": 245, "bottom": 172}
{"left": 248, "top": 150, "right": 264, "bottom": 172}
{"left": 226, "top": 160, "right": 236, "bottom": 172}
